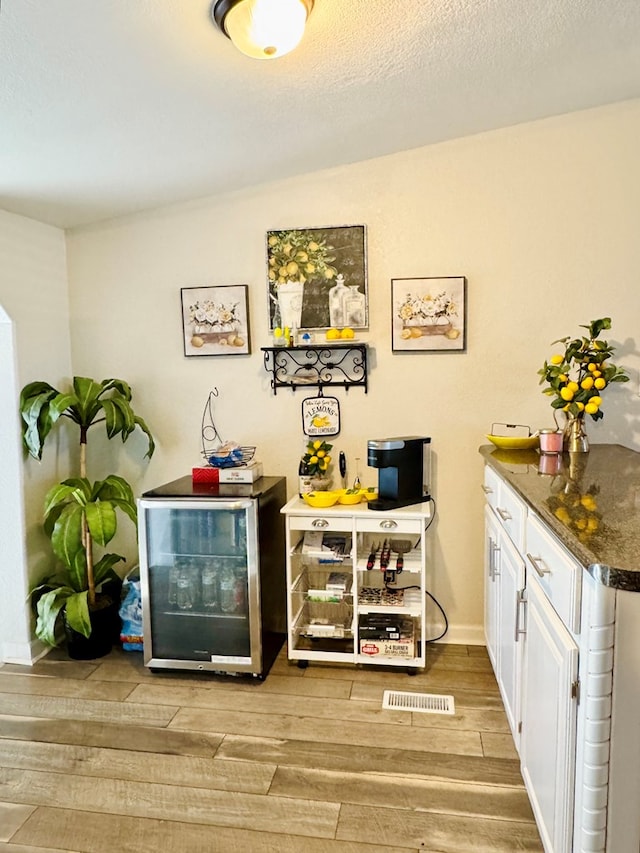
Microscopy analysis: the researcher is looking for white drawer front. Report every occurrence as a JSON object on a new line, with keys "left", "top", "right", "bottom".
{"left": 483, "top": 465, "right": 500, "bottom": 511}
{"left": 287, "top": 515, "right": 353, "bottom": 532}
{"left": 525, "top": 512, "right": 582, "bottom": 633}
{"left": 493, "top": 478, "right": 526, "bottom": 553}
{"left": 355, "top": 517, "right": 422, "bottom": 535}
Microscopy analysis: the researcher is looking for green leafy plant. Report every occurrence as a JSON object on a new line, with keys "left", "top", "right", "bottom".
{"left": 538, "top": 318, "right": 629, "bottom": 421}
{"left": 20, "top": 377, "right": 154, "bottom": 646}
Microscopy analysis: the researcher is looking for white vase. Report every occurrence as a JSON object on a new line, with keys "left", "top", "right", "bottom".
{"left": 277, "top": 280, "right": 304, "bottom": 331}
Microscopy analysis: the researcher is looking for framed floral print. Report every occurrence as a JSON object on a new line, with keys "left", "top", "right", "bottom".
{"left": 391, "top": 276, "right": 467, "bottom": 353}
{"left": 267, "top": 225, "right": 367, "bottom": 332}
{"left": 181, "top": 285, "right": 251, "bottom": 357}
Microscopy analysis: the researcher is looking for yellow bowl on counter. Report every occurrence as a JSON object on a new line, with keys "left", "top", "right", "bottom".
{"left": 302, "top": 490, "right": 340, "bottom": 508}
{"left": 486, "top": 434, "right": 539, "bottom": 451}
{"left": 358, "top": 487, "right": 378, "bottom": 501}
{"left": 335, "top": 489, "right": 364, "bottom": 505}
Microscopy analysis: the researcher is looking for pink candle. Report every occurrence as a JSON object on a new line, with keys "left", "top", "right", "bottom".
{"left": 539, "top": 429, "right": 563, "bottom": 454}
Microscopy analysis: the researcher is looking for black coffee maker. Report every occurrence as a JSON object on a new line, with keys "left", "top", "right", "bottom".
{"left": 367, "top": 436, "right": 431, "bottom": 511}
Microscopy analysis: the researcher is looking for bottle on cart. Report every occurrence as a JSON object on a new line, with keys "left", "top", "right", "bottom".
{"left": 167, "top": 563, "right": 179, "bottom": 606}
{"left": 201, "top": 563, "right": 219, "bottom": 611}
{"left": 234, "top": 568, "right": 247, "bottom": 615}
{"left": 299, "top": 458, "right": 313, "bottom": 497}
{"left": 219, "top": 561, "right": 237, "bottom": 614}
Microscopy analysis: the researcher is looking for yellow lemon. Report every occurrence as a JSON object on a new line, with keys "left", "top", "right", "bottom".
{"left": 587, "top": 517, "right": 599, "bottom": 531}
{"left": 316, "top": 450, "right": 326, "bottom": 458}
{"left": 341, "top": 327, "right": 355, "bottom": 339}
{"left": 410, "top": 327, "right": 422, "bottom": 338}
{"left": 580, "top": 377, "right": 594, "bottom": 390}
{"left": 323, "top": 455, "right": 331, "bottom": 465}
{"left": 326, "top": 328, "right": 340, "bottom": 340}
{"left": 274, "top": 327, "right": 283, "bottom": 338}
{"left": 550, "top": 354, "right": 564, "bottom": 365}
{"left": 309, "top": 455, "right": 319, "bottom": 464}
{"left": 555, "top": 507, "right": 571, "bottom": 524}
{"left": 400, "top": 328, "right": 411, "bottom": 340}
{"left": 590, "top": 396, "right": 602, "bottom": 406}
{"left": 286, "top": 261, "right": 299, "bottom": 276}
{"left": 576, "top": 402, "right": 585, "bottom": 411}
{"left": 308, "top": 241, "right": 319, "bottom": 252}
{"left": 558, "top": 373, "right": 568, "bottom": 382}
{"left": 560, "top": 386, "right": 574, "bottom": 401}
{"left": 593, "top": 370, "right": 602, "bottom": 378}
{"left": 191, "top": 335, "right": 204, "bottom": 347}
{"left": 594, "top": 377, "right": 606, "bottom": 389}
{"left": 567, "top": 381, "right": 579, "bottom": 393}
{"left": 588, "top": 363, "right": 598, "bottom": 372}
{"left": 313, "top": 440, "right": 322, "bottom": 449}
{"left": 585, "top": 402, "right": 598, "bottom": 415}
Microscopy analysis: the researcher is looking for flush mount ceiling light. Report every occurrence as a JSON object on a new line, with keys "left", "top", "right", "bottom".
{"left": 212, "top": 0, "right": 314, "bottom": 60}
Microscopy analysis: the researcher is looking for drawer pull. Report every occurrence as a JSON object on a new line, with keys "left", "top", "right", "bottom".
{"left": 481, "top": 485, "right": 493, "bottom": 495}
{"left": 312, "top": 518, "right": 329, "bottom": 528}
{"left": 527, "top": 553, "right": 551, "bottom": 577}
{"left": 496, "top": 507, "right": 512, "bottom": 522}
{"left": 379, "top": 520, "right": 398, "bottom": 529}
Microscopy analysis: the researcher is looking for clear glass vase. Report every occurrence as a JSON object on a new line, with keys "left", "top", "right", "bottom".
{"left": 564, "top": 414, "right": 589, "bottom": 453}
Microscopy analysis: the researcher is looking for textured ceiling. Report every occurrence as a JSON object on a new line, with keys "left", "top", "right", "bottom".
{"left": 1, "top": 0, "right": 640, "bottom": 229}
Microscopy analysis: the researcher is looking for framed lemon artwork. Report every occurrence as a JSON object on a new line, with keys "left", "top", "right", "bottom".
{"left": 302, "top": 395, "right": 341, "bottom": 437}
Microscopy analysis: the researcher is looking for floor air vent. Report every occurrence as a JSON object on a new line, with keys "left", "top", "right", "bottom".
{"left": 382, "top": 690, "right": 455, "bottom": 715}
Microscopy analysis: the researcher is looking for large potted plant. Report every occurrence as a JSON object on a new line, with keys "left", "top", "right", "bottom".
{"left": 20, "top": 377, "right": 155, "bottom": 659}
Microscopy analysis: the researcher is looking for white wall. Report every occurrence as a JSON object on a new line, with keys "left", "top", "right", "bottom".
{"left": 65, "top": 100, "right": 640, "bottom": 644}
{"left": 0, "top": 209, "right": 72, "bottom": 662}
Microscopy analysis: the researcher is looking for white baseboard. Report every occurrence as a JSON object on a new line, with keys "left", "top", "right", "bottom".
{"left": 426, "top": 623, "right": 485, "bottom": 647}
{"left": 2, "top": 638, "right": 50, "bottom": 666}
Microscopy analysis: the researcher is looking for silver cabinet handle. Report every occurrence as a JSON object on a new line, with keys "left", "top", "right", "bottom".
{"left": 515, "top": 589, "right": 526, "bottom": 641}
{"left": 496, "top": 507, "right": 511, "bottom": 522}
{"left": 481, "top": 485, "right": 493, "bottom": 495}
{"left": 312, "top": 518, "right": 329, "bottom": 528}
{"left": 488, "top": 539, "right": 500, "bottom": 580}
{"left": 379, "top": 520, "right": 398, "bottom": 529}
{"left": 527, "top": 552, "right": 551, "bottom": 577}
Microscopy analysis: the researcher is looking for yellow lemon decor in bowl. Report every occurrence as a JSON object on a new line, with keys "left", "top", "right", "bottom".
{"left": 335, "top": 488, "right": 363, "bottom": 505}
{"left": 358, "top": 487, "right": 378, "bottom": 501}
{"left": 302, "top": 491, "right": 340, "bottom": 508}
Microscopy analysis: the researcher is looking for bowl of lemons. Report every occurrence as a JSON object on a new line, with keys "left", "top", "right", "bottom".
{"left": 302, "top": 491, "right": 340, "bottom": 508}
{"left": 335, "top": 488, "right": 363, "bottom": 505}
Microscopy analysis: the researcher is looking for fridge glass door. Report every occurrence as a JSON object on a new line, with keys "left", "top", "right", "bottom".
{"left": 139, "top": 499, "right": 260, "bottom": 669}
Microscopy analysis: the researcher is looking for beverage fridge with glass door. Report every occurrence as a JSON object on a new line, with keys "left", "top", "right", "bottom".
{"left": 137, "top": 475, "right": 286, "bottom": 678}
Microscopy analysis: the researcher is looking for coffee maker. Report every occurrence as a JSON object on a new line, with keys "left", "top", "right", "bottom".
{"left": 367, "top": 437, "right": 431, "bottom": 511}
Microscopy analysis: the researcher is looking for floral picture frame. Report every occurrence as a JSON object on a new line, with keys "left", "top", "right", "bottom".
{"left": 181, "top": 285, "right": 251, "bottom": 357}
{"left": 267, "top": 225, "right": 367, "bottom": 332}
{"left": 391, "top": 276, "right": 467, "bottom": 353}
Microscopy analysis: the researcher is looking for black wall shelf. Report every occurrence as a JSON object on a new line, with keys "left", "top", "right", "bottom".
{"left": 261, "top": 344, "right": 368, "bottom": 395}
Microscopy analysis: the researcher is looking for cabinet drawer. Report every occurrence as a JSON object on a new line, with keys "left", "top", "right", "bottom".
{"left": 487, "top": 477, "right": 526, "bottom": 553}
{"left": 287, "top": 514, "right": 353, "bottom": 533}
{"left": 525, "top": 512, "right": 582, "bottom": 633}
{"left": 482, "top": 465, "right": 501, "bottom": 511}
{"left": 355, "top": 516, "right": 423, "bottom": 535}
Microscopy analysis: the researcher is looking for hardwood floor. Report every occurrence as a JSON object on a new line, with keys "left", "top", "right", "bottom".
{"left": 0, "top": 643, "right": 542, "bottom": 852}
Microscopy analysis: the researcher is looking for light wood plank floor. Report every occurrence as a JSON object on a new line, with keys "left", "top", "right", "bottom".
{"left": 0, "top": 643, "right": 542, "bottom": 852}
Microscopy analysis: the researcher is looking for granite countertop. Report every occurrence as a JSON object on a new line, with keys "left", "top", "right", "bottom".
{"left": 480, "top": 443, "right": 640, "bottom": 592}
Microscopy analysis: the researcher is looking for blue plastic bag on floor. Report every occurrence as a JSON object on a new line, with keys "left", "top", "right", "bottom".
{"left": 119, "top": 568, "right": 143, "bottom": 652}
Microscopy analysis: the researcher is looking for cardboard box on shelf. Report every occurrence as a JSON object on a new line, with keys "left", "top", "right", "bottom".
{"left": 192, "top": 461, "right": 263, "bottom": 484}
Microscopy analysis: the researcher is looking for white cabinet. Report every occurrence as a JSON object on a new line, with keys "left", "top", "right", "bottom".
{"left": 282, "top": 497, "right": 431, "bottom": 670}
{"left": 520, "top": 568, "right": 579, "bottom": 853}
{"left": 482, "top": 469, "right": 526, "bottom": 745}
{"left": 483, "top": 458, "right": 640, "bottom": 853}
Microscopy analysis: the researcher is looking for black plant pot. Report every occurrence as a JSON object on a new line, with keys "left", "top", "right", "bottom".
{"left": 64, "top": 586, "right": 122, "bottom": 661}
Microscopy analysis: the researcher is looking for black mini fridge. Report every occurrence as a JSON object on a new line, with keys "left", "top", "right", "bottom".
{"left": 137, "top": 476, "right": 286, "bottom": 678}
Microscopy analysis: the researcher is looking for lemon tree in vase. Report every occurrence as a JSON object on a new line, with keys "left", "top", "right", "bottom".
{"left": 300, "top": 439, "right": 333, "bottom": 490}
{"left": 538, "top": 317, "right": 628, "bottom": 452}
{"left": 268, "top": 230, "right": 338, "bottom": 331}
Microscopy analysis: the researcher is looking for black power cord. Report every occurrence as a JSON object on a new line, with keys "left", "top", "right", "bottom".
{"left": 422, "top": 497, "right": 449, "bottom": 643}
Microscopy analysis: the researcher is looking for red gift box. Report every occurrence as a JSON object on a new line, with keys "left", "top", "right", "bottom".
{"left": 192, "top": 466, "right": 220, "bottom": 483}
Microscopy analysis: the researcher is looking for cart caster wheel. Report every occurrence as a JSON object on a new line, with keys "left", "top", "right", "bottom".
{"left": 407, "top": 667, "right": 418, "bottom": 676}
{"left": 253, "top": 673, "right": 266, "bottom": 681}
{"left": 297, "top": 660, "right": 309, "bottom": 669}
